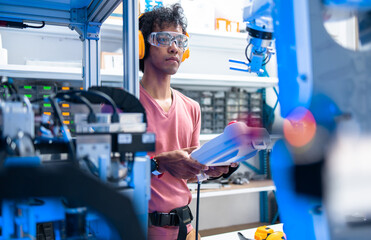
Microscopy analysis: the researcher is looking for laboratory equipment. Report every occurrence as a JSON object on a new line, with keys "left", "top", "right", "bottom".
{"left": 229, "top": 0, "right": 275, "bottom": 75}
{"left": 0, "top": 84, "right": 155, "bottom": 239}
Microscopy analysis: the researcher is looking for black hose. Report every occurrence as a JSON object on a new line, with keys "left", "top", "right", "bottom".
{"left": 195, "top": 181, "right": 201, "bottom": 240}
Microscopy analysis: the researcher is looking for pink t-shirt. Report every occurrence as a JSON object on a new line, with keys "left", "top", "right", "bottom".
{"left": 140, "top": 85, "right": 201, "bottom": 240}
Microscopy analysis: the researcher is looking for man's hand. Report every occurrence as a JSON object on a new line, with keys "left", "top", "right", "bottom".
{"left": 155, "top": 147, "right": 208, "bottom": 179}
{"left": 204, "top": 166, "right": 229, "bottom": 178}
{"left": 204, "top": 162, "right": 240, "bottom": 178}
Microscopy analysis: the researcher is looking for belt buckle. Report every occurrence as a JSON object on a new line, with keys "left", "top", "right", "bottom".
{"left": 180, "top": 206, "right": 192, "bottom": 224}
{"left": 157, "top": 212, "right": 177, "bottom": 227}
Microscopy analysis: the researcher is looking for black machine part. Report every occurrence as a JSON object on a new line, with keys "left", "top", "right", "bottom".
{"left": 88, "top": 86, "right": 147, "bottom": 123}
{"left": 0, "top": 162, "right": 146, "bottom": 240}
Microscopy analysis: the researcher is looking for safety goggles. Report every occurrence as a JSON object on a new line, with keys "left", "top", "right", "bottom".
{"left": 148, "top": 31, "right": 189, "bottom": 51}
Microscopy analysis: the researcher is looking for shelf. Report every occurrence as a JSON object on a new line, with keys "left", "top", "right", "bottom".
{"left": 190, "top": 180, "right": 275, "bottom": 199}
{"left": 0, "top": 0, "right": 121, "bottom": 26}
{"left": 170, "top": 73, "right": 277, "bottom": 88}
{"left": 0, "top": 64, "right": 278, "bottom": 88}
{"left": 103, "top": 18, "right": 247, "bottom": 40}
{"left": 0, "top": 64, "right": 82, "bottom": 80}
{"left": 202, "top": 223, "right": 283, "bottom": 240}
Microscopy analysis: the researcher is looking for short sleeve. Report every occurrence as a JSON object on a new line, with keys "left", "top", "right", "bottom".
{"left": 191, "top": 102, "right": 201, "bottom": 148}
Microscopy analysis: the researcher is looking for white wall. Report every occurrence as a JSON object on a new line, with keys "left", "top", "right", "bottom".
{"left": 189, "top": 193, "right": 260, "bottom": 230}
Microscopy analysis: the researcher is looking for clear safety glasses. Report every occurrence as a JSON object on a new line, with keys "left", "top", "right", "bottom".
{"left": 148, "top": 31, "right": 189, "bottom": 51}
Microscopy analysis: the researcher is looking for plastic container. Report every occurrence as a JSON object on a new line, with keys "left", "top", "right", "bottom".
{"left": 191, "top": 121, "right": 270, "bottom": 166}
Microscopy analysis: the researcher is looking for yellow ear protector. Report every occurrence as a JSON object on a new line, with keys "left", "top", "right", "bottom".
{"left": 138, "top": 28, "right": 190, "bottom": 62}
{"left": 139, "top": 30, "right": 146, "bottom": 59}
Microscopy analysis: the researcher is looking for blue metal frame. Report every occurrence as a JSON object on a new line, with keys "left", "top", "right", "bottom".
{"left": 0, "top": 0, "right": 126, "bottom": 91}
{"left": 273, "top": 0, "right": 312, "bottom": 118}
{"left": 0, "top": 1, "right": 149, "bottom": 238}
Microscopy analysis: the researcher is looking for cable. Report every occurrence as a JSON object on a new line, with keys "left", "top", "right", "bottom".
{"left": 56, "top": 92, "right": 96, "bottom": 123}
{"left": 245, "top": 43, "right": 271, "bottom": 66}
{"left": 84, "top": 90, "right": 120, "bottom": 123}
{"left": 0, "top": 82, "right": 18, "bottom": 100}
{"left": 195, "top": 181, "right": 201, "bottom": 240}
{"left": 81, "top": 156, "right": 99, "bottom": 177}
{"left": 0, "top": 20, "right": 45, "bottom": 29}
{"left": 48, "top": 96, "right": 76, "bottom": 162}
{"left": 262, "top": 53, "right": 271, "bottom": 66}
{"left": 3, "top": 82, "right": 18, "bottom": 94}
{"left": 24, "top": 21, "right": 45, "bottom": 29}
{"left": 245, "top": 43, "right": 252, "bottom": 63}
{"left": 70, "top": 90, "right": 120, "bottom": 123}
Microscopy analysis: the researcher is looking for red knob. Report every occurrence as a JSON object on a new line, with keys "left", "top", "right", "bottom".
{"left": 227, "top": 120, "right": 238, "bottom": 126}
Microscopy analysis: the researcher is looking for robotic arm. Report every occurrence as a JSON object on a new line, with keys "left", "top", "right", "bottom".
{"left": 230, "top": 0, "right": 275, "bottom": 75}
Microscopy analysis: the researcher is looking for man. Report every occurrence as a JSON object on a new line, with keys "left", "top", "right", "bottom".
{"left": 139, "top": 4, "right": 234, "bottom": 240}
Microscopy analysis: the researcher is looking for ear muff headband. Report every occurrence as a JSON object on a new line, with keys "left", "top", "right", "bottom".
{"left": 138, "top": 28, "right": 190, "bottom": 62}
{"left": 181, "top": 32, "right": 190, "bottom": 62}
{"left": 139, "top": 30, "right": 145, "bottom": 59}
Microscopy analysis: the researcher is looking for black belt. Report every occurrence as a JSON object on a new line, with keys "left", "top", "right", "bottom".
{"left": 149, "top": 205, "right": 193, "bottom": 240}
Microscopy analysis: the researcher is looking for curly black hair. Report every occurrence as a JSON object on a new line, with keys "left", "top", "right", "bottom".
{"left": 139, "top": 3, "right": 188, "bottom": 72}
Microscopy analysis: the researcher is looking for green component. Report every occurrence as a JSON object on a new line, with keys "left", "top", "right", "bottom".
{"left": 25, "top": 94, "right": 32, "bottom": 98}
{"left": 24, "top": 86, "right": 32, "bottom": 90}
{"left": 43, "top": 86, "right": 52, "bottom": 90}
{"left": 43, "top": 95, "right": 50, "bottom": 98}
{"left": 70, "top": 120, "right": 74, "bottom": 124}
{"left": 43, "top": 103, "right": 51, "bottom": 108}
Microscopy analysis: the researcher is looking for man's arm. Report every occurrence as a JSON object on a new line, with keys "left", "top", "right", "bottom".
{"left": 154, "top": 147, "right": 208, "bottom": 179}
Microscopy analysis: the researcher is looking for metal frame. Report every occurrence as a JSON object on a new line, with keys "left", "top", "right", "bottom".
{"left": 0, "top": 0, "right": 146, "bottom": 238}
{"left": 123, "top": 0, "right": 140, "bottom": 98}
{"left": 0, "top": 0, "right": 138, "bottom": 96}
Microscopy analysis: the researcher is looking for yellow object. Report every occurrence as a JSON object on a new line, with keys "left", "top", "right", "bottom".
{"left": 215, "top": 18, "right": 239, "bottom": 33}
{"left": 255, "top": 226, "right": 274, "bottom": 240}
{"left": 254, "top": 226, "right": 286, "bottom": 240}
{"left": 181, "top": 32, "right": 190, "bottom": 62}
{"left": 266, "top": 232, "right": 286, "bottom": 240}
{"left": 139, "top": 30, "right": 145, "bottom": 59}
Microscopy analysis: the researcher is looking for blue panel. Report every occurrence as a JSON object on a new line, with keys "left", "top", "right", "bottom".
{"left": 212, "top": 150, "right": 239, "bottom": 164}
{"left": 233, "top": 150, "right": 258, "bottom": 164}
{"left": 273, "top": 0, "right": 312, "bottom": 118}
{"left": 310, "top": 93, "right": 341, "bottom": 132}
{"left": 323, "top": 0, "right": 371, "bottom": 9}
{"left": 2, "top": 0, "right": 70, "bottom": 10}
{"left": 88, "top": 213, "right": 120, "bottom": 239}
{"left": 271, "top": 140, "right": 318, "bottom": 240}
{"left": 4, "top": 156, "right": 41, "bottom": 167}
{"left": 70, "top": 0, "right": 94, "bottom": 9}
{"left": 4, "top": 0, "right": 95, "bottom": 10}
